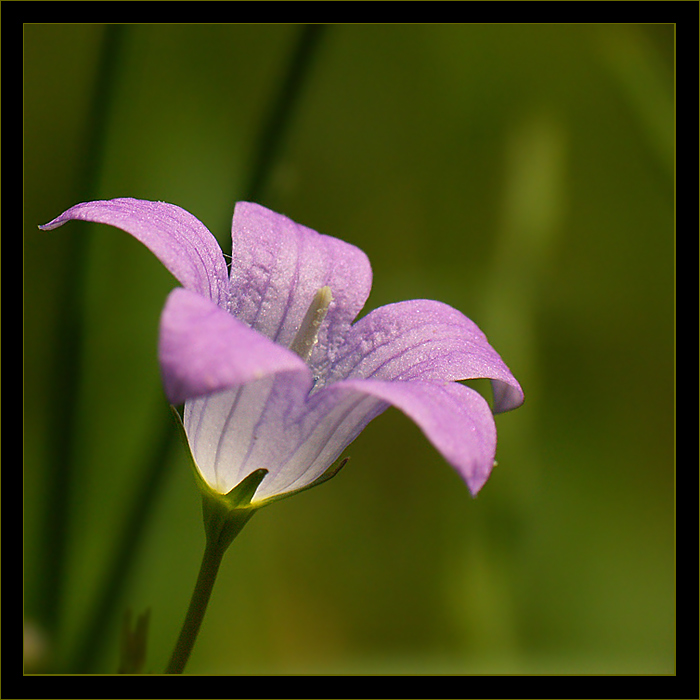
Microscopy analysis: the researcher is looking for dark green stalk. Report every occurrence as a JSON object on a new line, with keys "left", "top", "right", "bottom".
{"left": 40, "top": 23, "right": 127, "bottom": 644}
{"left": 242, "top": 24, "right": 327, "bottom": 205}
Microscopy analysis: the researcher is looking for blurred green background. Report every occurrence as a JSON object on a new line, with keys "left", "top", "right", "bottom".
{"left": 24, "top": 24, "right": 674, "bottom": 674}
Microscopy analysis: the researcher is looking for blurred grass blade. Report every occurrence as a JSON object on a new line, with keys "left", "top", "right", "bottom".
{"left": 39, "top": 23, "right": 127, "bottom": 643}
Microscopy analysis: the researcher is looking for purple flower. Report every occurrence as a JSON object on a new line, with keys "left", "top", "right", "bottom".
{"left": 41, "top": 199, "right": 523, "bottom": 504}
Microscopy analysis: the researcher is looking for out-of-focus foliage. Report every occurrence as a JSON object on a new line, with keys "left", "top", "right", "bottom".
{"left": 24, "top": 23, "right": 673, "bottom": 674}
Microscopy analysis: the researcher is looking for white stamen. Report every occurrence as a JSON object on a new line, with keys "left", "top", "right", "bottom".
{"left": 289, "top": 286, "right": 333, "bottom": 362}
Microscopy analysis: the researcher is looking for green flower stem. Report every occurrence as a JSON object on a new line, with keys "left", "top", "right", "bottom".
{"left": 165, "top": 498, "right": 257, "bottom": 674}
{"left": 164, "top": 539, "right": 226, "bottom": 674}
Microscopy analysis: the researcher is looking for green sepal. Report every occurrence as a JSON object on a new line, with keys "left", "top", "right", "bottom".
{"left": 201, "top": 468, "right": 268, "bottom": 553}
{"left": 253, "top": 456, "right": 350, "bottom": 508}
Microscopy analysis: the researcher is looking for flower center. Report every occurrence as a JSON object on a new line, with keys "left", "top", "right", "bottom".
{"left": 289, "top": 286, "right": 333, "bottom": 362}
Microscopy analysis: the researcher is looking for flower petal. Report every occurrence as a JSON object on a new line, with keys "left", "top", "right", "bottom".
{"left": 326, "top": 299, "right": 524, "bottom": 413}
{"left": 331, "top": 379, "right": 498, "bottom": 496}
{"left": 159, "top": 288, "right": 310, "bottom": 405}
{"left": 40, "top": 198, "right": 230, "bottom": 306}
{"left": 274, "top": 377, "right": 499, "bottom": 498}
{"left": 185, "top": 371, "right": 497, "bottom": 501}
{"left": 227, "top": 202, "right": 372, "bottom": 368}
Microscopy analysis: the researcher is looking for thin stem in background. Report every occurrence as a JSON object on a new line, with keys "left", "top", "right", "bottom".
{"left": 244, "top": 23, "right": 326, "bottom": 204}
{"left": 222, "top": 23, "right": 327, "bottom": 255}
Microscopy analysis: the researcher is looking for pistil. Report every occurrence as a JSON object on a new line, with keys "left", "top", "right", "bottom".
{"left": 289, "top": 286, "right": 333, "bottom": 362}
